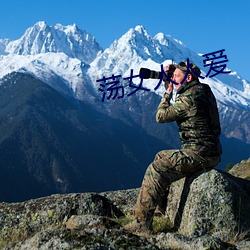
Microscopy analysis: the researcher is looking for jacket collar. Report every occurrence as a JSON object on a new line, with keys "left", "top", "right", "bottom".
{"left": 176, "top": 79, "right": 200, "bottom": 95}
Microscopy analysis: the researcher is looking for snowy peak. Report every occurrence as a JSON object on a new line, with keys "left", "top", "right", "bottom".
{"left": 0, "top": 22, "right": 249, "bottom": 112}
{"left": 153, "top": 32, "right": 203, "bottom": 65}
{"left": 117, "top": 26, "right": 197, "bottom": 63}
{"left": 6, "top": 21, "right": 51, "bottom": 55}
{"left": 89, "top": 25, "right": 250, "bottom": 111}
{"left": 54, "top": 23, "right": 95, "bottom": 42}
{"left": 5, "top": 21, "right": 102, "bottom": 64}
{"left": 89, "top": 25, "right": 165, "bottom": 77}
{"left": 154, "top": 32, "right": 185, "bottom": 47}
{"left": 89, "top": 25, "right": 203, "bottom": 87}
{"left": 126, "top": 25, "right": 151, "bottom": 42}
{"left": 118, "top": 25, "right": 163, "bottom": 61}
{"left": 0, "top": 39, "right": 9, "bottom": 55}
{"left": 90, "top": 25, "right": 202, "bottom": 76}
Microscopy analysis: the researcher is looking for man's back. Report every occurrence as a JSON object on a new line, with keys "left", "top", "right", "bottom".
{"left": 157, "top": 79, "right": 222, "bottom": 157}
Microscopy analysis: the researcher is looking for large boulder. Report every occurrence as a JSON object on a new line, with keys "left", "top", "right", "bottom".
{"left": 165, "top": 169, "right": 250, "bottom": 241}
{"left": 0, "top": 193, "right": 124, "bottom": 248}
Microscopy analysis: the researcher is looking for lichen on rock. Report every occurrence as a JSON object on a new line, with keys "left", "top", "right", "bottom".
{"left": 1, "top": 168, "right": 250, "bottom": 249}
{"left": 165, "top": 169, "right": 250, "bottom": 241}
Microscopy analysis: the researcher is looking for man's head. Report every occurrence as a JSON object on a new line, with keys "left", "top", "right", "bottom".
{"left": 172, "top": 61, "right": 201, "bottom": 89}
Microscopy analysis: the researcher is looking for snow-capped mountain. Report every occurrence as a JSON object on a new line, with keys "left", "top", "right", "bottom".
{"left": 88, "top": 26, "right": 202, "bottom": 91}
{"left": 3, "top": 21, "right": 102, "bottom": 64}
{"left": 0, "top": 52, "right": 98, "bottom": 102}
{"left": 0, "top": 21, "right": 103, "bottom": 102}
{"left": 0, "top": 21, "right": 250, "bottom": 201}
{"left": 87, "top": 25, "right": 250, "bottom": 150}
{"left": 1, "top": 22, "right": 249, "bottom": 110}
{"left": 0, "top": 21, "right": 249, "bottom": 161}
{"left": 89, "top": 25, "right": 250, "bottom": 110}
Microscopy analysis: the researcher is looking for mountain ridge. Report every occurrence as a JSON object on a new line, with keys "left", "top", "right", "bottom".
{"left": 0, "top": 72, "right": 170, "bottom": 202}
{"left": 1, "top": 21, "right": 250, "bottom": 148}
{"left": 1, "top": 22, "right": 249, "bottom": 110}
{"left": 4, "top": 21, "right": 102, "bottom": 64}
{"left": 0, "top": 22, "right": 249, "bottom": 201}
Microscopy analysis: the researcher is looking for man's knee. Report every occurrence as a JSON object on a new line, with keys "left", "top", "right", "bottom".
{"left": 153, "top": 150, "right": 176, "bottom": 169}
{"left": 154, "top": 150, "right": 172, "bottom": 161}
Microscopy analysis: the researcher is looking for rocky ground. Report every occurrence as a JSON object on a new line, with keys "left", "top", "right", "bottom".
{"left": 0, "top": 168, "right": 250, "bottom": 249}
{"left": 229, "top": 158, "right": 250, "bottom": 180}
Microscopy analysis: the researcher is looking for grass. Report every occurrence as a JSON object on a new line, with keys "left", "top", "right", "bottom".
{"left": 112, "top": 216, "right": 134, "bottom": 227}
{"left": 0, "top": 228, "right": 29, "bottom": 249}
{"left": 225, "top": 230, "right": 250, "bottom": 245}
{"left": 152, "top": 216, "right": 174, "bottom": 234}
{"left": 113, "top": 214, "right": 174, "bottom": 235}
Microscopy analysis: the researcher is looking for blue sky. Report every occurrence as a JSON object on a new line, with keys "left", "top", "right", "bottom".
{"left": 1, "top": 0, "right": 250, "bottom": 81}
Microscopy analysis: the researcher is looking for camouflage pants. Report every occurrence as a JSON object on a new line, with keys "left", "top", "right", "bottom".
{"left": 134, "top": 149, "right": 220, "bottom": 223}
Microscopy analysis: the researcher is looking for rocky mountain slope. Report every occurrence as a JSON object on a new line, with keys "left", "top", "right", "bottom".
{"left": 0, "top": 72, "right": 170, "bottom": 202}
{"left": 1, "top": 22, "right": 249, "bottom": 140}
{"left": 1, "top": 168, "right": 250, "bottom": 249}
{"left": 0, "top": 22, "right": 249, "bottom": 201}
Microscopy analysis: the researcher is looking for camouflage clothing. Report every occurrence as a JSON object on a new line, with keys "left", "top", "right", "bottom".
{"left": 134, "top": 80, "right": 222, "bottom": 224}
{"left": 156, "top": 79, "right": 222, "bottom": 157}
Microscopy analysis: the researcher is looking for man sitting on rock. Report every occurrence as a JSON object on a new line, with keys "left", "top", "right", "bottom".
{"left": 124, "top": 62, "right": 222, "bottom": 233}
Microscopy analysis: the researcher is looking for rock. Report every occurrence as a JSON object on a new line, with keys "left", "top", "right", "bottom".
{"left": 229, "top": 158, "right": 250, "bottom": 180}
{"left": 101, "top": 188, "right": 140, "bottom": 215}
{"left": 65, "top": 214, "right": 120, "bottom": 230}
{"left": 4, "top": 228, "right": 162, "bottom": 250}
{"left": 165, "top": 169, "right": 250, "bottom": 241}
{"left": 235, "top": 240, "right": 250, "bottom": 250}
{"left": 156, "top": 232, "right": 228, "bottom": 250}
{"left": 1, "top": 168, "right": 250, "bottom": 249}
{"left": 0, "top": 193, "right": 124, "bottom": 248}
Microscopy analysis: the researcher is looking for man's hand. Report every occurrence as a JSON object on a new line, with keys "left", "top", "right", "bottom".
{"left": 163, "top": 66, "right": 173, "bottom": 94}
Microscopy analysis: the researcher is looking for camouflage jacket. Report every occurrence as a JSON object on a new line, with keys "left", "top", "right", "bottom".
{"left": 156, "top": 80, "right": 222, "bottom": 157}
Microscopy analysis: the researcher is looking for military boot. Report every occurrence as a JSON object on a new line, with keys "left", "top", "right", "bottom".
{"left": 124, "top": 218, "right": 153, "bottom": 234}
